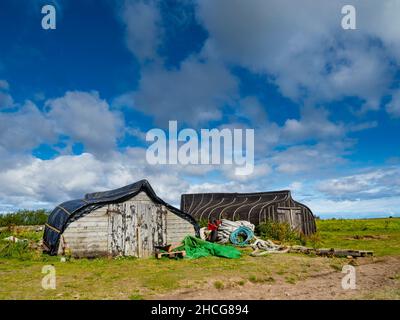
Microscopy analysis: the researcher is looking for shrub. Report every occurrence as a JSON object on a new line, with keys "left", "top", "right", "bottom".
{"left": 237, "top": 280, "right": 246, "bottom": 286}
{"left": 213, "top": 281, "right": 224, "bottom": 289}
{"left": 0, "top": 209, "right": 49, "bottom": 227}
{"left": 0, "top": 241, "right": 37, "bottom": 260}
{"left": 306, "top": 231, "right": 322, "bottom": 249}
{"left": 255, "top": 220, "right": 301, "bottom": 243}
{"left": 197, "top": 218, "right": 209, "bottom": 228}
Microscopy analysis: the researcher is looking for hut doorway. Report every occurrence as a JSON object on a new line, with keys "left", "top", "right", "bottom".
{"left": 107, "top": 201, "right": 166, "bottom": 258}
{"left": 276, "top": 207, "right": 302, "bottom": 231}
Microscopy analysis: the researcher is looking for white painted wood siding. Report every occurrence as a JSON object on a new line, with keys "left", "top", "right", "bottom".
{"left": 59, "top": 191, "right": 195, "bottom": 257}
{"left": 58, "top": 207, "right": 109, "bottom": 257}
{"left": 166, "top": 211, "right": 195, "bottom": 244}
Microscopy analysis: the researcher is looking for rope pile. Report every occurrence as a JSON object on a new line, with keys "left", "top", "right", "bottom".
{"left": 250, "top": 238, "right": 288, "bottom": 256}
{"left": 229, "top": 226, "right": 254, "bottom": 246}
{"left": 215, "top": 219, "right": 288, "bottom": 255}
{"left": 216, "top": 219, "right": 255, "bottom": 244}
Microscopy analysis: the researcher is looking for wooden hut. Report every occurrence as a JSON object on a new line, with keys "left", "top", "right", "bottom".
{"left": 181, "top": 190, "right": 316, "bottom": 235}
{"left": 43, "top": 180, "right": 199, "bottom": 258}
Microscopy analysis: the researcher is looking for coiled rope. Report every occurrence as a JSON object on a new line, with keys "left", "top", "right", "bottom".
{"left": 229, "top": 226, "right": 254, "bottom": 246}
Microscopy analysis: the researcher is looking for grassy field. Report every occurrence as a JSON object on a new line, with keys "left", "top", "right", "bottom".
{"left": 317, "top": 218, "right": 400, "bottom": 256}
{"left": 0, "top": 218, "right": 399, "bottom": 300}
{"left": 316, "top": 218, "right": 400, "bottom": 256}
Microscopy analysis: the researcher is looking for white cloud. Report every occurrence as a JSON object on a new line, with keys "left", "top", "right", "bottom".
{"left": 0, "top": 101, "right": 55, "bottom": 152}
{"left": 231, "top": 101, "right": 358, "bottom": 161}
{"left": 196, "top": 0, "right": 396, "bottom": 112}
{"left": 0, "top": 92, "right": 14, "bottom": 108}
{"left": 288, "top": 181, "right": 303, "bottom": 192}
{"left": 112, "top": 91, "right": 135, "bottom": 109}
{"left": 0, "top": 149, "right": 190, "bottom": 210}
{"left": 0, "top": 90, "right": 124, "bottom": 157}
{"left": 317, "top": 167, "right": 400, "bottom": 200}
{"left": 235, "top": 96, "right": 268, "bottom": 126}
{"left": 271, "top": 142, "right": 349, "bottom": 174}
{"left": 0, "top": 80, "right": 13, "bottom": 108}
{"left": 348, "top": 121, "right": 378, "bottom": 132}
{"left": 1, "top": 1, "right": 399, "bottom": 218}
{"left": 0, "top": 154, "right": 103, "bottom": 203}
{"left": 121, "top": 0, "right": 161, "bottom": 61}
{"left": 118, "top": 1, "right": 239, "bottom": 126}
{"left": 186, "top": 180, "right": 257, "bottom": 195}
{"left": 133, "top": 57, "right": 238, "bottom": 125}
{"left": 308, "top": 196, "right": 400, "bottom": 219}
{"left": 281, "top": 107, "right": 345, "bottom": 142}
{"left": 386, "top": 90, "right": 400, "bottom": 118}
{"left": 0, "top": 147, "right": 34, "bottom": 171}
{"left": 0, "top": 146, "right": 399, "bottom": 218}
{"left": 121, "top": 0, "right": 396, "bottom": 128}
{"left": 360, "top": 0, "right": 400, "bottom": 61}
{"left": 0, "top": 141, "right": 272, "bottom": 211}
{"left": 46, "top": 91, "right": 124, "bottom": 156}
{"left": 221, "top": 161, "right": 271, "bottom": 182}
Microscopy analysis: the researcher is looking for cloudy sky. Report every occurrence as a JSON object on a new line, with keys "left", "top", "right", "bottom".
{"left": 0, "top": 0, "right": 400, "bottom": 218}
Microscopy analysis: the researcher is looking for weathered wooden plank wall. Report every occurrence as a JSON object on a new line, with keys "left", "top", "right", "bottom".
{"left": 107, "top": 192, "right": 167, "bottom": 258}
{"left": 58, "top": 208, "right": 109, "bottom": 257}
{"left": 59, "top": 191, "right": 195, "bottom": 257}
{"left": 181, "top": 192, "right": 316, "bottom": 235}
{"left": 166, "top": 211, "right": 194, "bottom": 244}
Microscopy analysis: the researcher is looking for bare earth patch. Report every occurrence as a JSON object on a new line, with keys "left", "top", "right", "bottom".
{"left": 155, "top": 256, "right": 400, "bottom": 300}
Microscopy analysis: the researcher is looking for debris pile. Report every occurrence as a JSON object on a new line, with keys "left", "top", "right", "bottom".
{"left": 217, "top": 219, "right": 255, "bottom": 244}
{"left": 250, "top": 239, "right": 289, "bottom": 256}
{"left": 2, "top": 236, "right": 28, "bottom": 243}
{"left": 209, "top": 219, "right": 288, "bottom": 255}
{"left": 168, "top": 219, "right": 374, "bottom": 260}
{"left": 289, "top": 246, "right": 373, "bottom": 258}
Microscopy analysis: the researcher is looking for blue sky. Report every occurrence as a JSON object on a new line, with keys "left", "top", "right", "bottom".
{"left": 0, "top": 0, "right": 400, "bottom": 218}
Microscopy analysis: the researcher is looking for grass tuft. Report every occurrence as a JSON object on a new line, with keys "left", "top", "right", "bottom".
{"left": 213, "top": 281, "right": 224, "bottom": 290}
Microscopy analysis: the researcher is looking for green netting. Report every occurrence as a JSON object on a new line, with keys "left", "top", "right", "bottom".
{"left": 175, "top": 236, "right": 241, "bottom": 259}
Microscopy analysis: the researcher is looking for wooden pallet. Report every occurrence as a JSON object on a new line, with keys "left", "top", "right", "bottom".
{"left": 154, "top": 243, "right": 186, "bottom": 259}
{"left": 155, "top": 250, "right": 186, "bottom": 259}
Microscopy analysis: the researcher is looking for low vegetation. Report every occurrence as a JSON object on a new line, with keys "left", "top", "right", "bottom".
{"left": 317, "top": 217, "right": 400, "bottom": 256}
{"left": 255, "top": 218, "right": 400, "bottom": 256}
{"left": 0, "top": 210, "right": 49, "bottom": 227}
{"left": 213, "top": 281, "right": 224, "bottom": 289}
{"left": 256, "top": 220, "right": 306, "bottom": 244}
{"left": 0, "top": 217, "right": 398, "bottom": 299}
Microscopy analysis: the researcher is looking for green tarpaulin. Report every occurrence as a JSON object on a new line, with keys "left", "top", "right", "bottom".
{"left": 175, "top": 236, "right": 241, "bottom": 259}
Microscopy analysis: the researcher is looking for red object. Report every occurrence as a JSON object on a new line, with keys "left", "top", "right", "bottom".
{"left": 207, "top": 220, "right": 221, "bottom": 231}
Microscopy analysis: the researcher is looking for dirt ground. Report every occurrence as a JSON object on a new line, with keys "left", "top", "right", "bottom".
{"left": 155, "top": 256, "right": 400, "bottom": 300}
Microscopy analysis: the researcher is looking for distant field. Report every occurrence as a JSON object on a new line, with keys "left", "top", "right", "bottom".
{"left": 316, "top": 217, "right": 400, "bottom": 256}
{"left": 0, "top": 217, "right": 399, "bottom": 300}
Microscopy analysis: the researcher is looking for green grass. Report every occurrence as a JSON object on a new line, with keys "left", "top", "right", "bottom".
{"left": 284, "top": 276, "right": 298, "bottom": 284}
{"left": 315, "top": 218, "right": 400, "bottom": 256}
{"left": 255, "top": 218, "right": 400, "bottom": 256}
{"left": 0, "top": 227, "right": 43, "bottom": 242}
{"left": 0, "top": 217, "right": 399, "bottom": 299}
{"left": 213, "top": 281, "right": 224, "bottom": 289}
{"left": 317, "top": 218, "right": 400, "bottom": 232}
{"left": 129, "top": 293, "right": 144, "bottom": 300}
{"left": 248, "top": 274, "right": 275, "bottom": 284}
{"left": 0, "top": 252, "right": 336, "bottom": 299}
{"left": 237, "top": 280, "right": 246, "bottom": 286}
